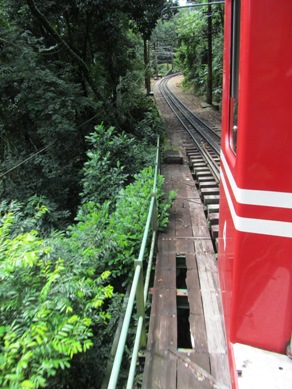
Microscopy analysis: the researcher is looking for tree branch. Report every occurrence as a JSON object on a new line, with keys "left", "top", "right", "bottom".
{"left": 25, "top": 0, "right": 99, "bottom": 98}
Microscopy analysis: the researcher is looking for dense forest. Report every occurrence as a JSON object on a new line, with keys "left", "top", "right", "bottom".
{"left": 0, "top": 1, "right": 223, "bottom": 388}
{"left": 174, "top": 3, "right": 224, "bottom": 105}
{"left": 151, "top": 2, "right": 224, "bottom": 105}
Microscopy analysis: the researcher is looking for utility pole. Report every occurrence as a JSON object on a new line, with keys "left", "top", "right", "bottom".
{"left": 206, "top": 3, "right": 213, "bottom": 105}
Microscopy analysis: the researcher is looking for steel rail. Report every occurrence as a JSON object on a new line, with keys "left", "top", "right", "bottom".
{"left": 162, "top": 75, "right": 220, "bottom": 152}
{"left": 165, "top": 88, "right": 221, "bottom": 155}
{"left": 164, "top": 78, "right": 221, "bottom": 142}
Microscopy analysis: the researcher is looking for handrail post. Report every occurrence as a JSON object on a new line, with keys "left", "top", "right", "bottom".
{"left": 134, "top": 259, "right": 147, "bottom": 349}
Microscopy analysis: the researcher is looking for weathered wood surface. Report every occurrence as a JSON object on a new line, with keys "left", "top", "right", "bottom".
{"left": 142, "top": 162, "right": 231, "bottom": 388}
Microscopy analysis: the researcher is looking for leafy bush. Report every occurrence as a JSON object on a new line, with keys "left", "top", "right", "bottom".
{"left": 80, "top": 125, "right": 128, "bottom": 205}
{"left": 80, "top": 124, "right": 158, "bottom": 206}
{"left": 81, "top": 163, "right": 175, "bottom": 282}
{"left": 0, "top": 211, "right": 113, "bottom": 389}
{"left": 132, "top": 107, "right": 165, "bottom": 144}
{"left": 0, "top": 160, "right": 175, "bottom": 388}
{"left": 106, "top": 167, "right": 158, "bottom": 278}
{"left": 0, "top": 196, "right": 70, "bottom": 237}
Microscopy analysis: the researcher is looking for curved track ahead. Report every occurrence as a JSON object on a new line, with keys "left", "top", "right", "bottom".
{"left": 158, "top": 74, "right": 221, "bottom": 183}
{"left": 158, "top": 73, "right": 221, "bottom": 245}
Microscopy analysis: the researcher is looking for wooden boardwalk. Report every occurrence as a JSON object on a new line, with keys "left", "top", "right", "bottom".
{"left": 142, "top": 160, "right": 231, "bottom": 389}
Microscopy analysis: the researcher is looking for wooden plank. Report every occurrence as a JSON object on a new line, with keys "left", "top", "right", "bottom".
{"left": 185, "top": 253, "right": 197, "bottom": 271}
{"left": 175, "top": 206, "right": 193, "bottom": 237}
{"left": 189, "top": 313, "right": 209, "bottom": 354}
{"left": 196, "top": 253, "right": 231, "bottom": 387}
{"left": 144, "top": 155, "right": 231, "bottom": 388}
{"left": 175, "top": 238, "right": 195, "bottom": 254}
{"left": 185, "top": 188, "right": 202, "bottom": 200}
{"left": 157, "top": 237, "right": 176, "bottom": 253}
{"left": 195, "top": 175, "right": 215, "bottom": 182}
{"left": 185, "top": 255, "right": 210, "bottom": 372}
{"left": 154, "top": 268, "right": 176, "bottom": 289}
{"left": 150, "top": 288, "right": 177, "bottom": 316}
{"left": 186, "top": 268, "right": 201, "bottom": 291}
{"left": 195, "top": 172, "right": 213, "bottom": 179}
{"left": 169, "top": 349, "right": 227, "bottom": 389}
{"left": 187, "top": 153, "right": 201, "bottom": 159}
{"left": 163, "top": 165, "right": 183, "bottom": 180}
{"left": 188, "top": 200, "right": 208, "bottom": 226}
{"left": 146, "top": 313, "right": 177, "bottom": 351}
{"left": 211, "top": 224, "right": 219, "bottom": 239}
{"left": 210, "top": 353, "right": 232, "bottom": 388}
{"left": 199, "top": 181, "right": 218, "bottom": 188}
{"left": 191, "top": 164, "right": 208, "bottom": 172}
{"left": 177, "top": 359, "right": 212, "bottom": 388}
{"left": 163, "top": 182, "right": 176, "bottom": 192}
{"left": 155, "top": 252, "right": 176, "bottom": 270}
{"left": 194, "top": 239, "right": 215, "bottom": 254}
{"left": 191, "top": 226, "right": 211, "bottom": 238}
{"left": 187, "top": 351, "right": 211, "bottom": 375}
{"left": 203, "top": 194, "right": 220, "bottom": 205}
{"left": 147, "top": 252, "right": 177, "bottom": 350}
{"left": 201, "top": 187, "right": 220, "bottom": 198}
{"left": 207, "top": 203, "right": 220, "bottom": 213}
{"left": 209, "top": 212, "right": 219, "bottom": 224}
{"left": 142, "top": 350, "right": 177, "bottom": 389}
{"left": 192, "top": 162, "right": 207, "bottom": 167}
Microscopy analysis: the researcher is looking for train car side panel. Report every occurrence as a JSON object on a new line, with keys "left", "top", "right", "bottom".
{"left": 219, "top": 1, "right": 292, "bottom": 385}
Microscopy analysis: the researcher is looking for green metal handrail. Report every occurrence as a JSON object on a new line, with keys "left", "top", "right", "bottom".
{"left": 107, "top": 136, "right": 160, "bottom": 389}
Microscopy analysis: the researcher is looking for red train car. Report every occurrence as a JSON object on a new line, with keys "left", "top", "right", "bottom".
{"left": 218, "top": 0, "right": 292, "bottom": 387}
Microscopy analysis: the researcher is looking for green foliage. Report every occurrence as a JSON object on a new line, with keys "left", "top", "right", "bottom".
{"left": 0, "top": 151, "right": 175, "bottom": 387}
{"left": 174, "top": 5, "right": 224, "bottom": 104}
{"left": 126, "top": 0, "right": 167, "bottom": 40}
{"left": 81, "top": 156, "right": 175, "bottom": 281}
{"left": 0, "top": 196, "right": 70, "bottom": 237}
{"left": 0, "top": 28, "right": 98, "bottom": 221}
{"left": 134, "top": 107, "right": 165, "bottom": 144}
{"left": 106, "top": 167, "right": 175, "bottom": 279}
{"left": 0, "top": 211, "right": 113, "bottom": 388}
{"left": 0, "top": 2, "right": 175, "bottom": 386}
{"left": 0, "top": 0, "right": 166, "bottom": 227}
{"left": 80, "top": 124, "right": 159, "bottom": 205}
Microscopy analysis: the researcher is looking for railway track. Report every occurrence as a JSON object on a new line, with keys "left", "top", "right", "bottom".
{"left": 158, "top": 74, "right": 221, "bottom": 248}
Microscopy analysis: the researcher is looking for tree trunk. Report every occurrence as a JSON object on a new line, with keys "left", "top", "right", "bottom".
{"left": 206, "top": 4, "right": 213, "bottom": 105}
{"left": 144, "top": 38, "right": 151, "bottom": 95}
{"left": 154, "top": 41, "right": 159, "bottom": 78}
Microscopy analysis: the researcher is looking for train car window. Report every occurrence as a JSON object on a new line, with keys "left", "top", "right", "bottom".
{"left": 230, "top": 0, "right": 240, "bottom": 153}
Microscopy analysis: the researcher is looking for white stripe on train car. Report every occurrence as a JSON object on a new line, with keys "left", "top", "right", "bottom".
{"left": 220, "top": 169, "right": 292, "bottom": 238}
{"left": 220, "top": 151, "right": 292, "bottom": 209}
